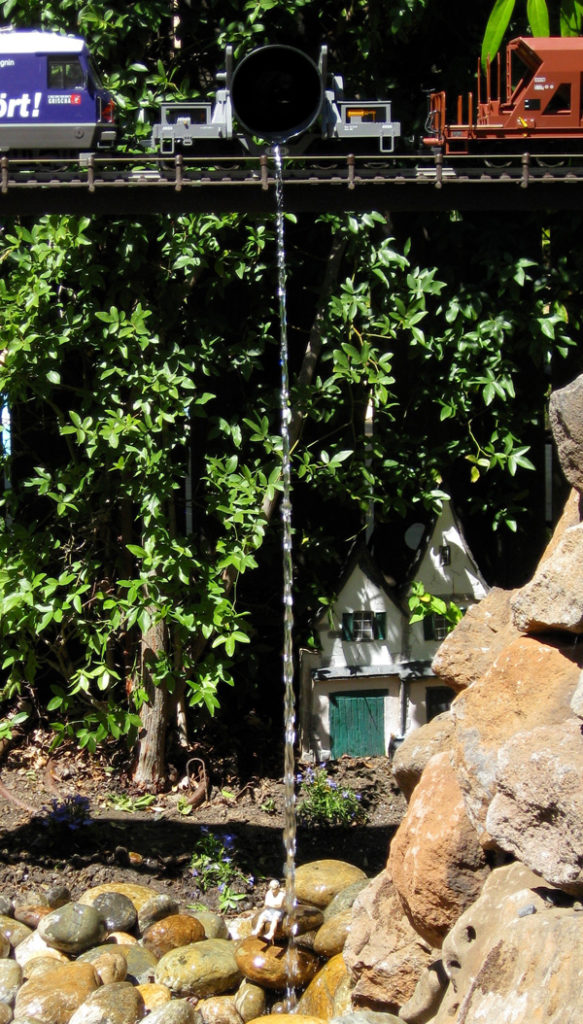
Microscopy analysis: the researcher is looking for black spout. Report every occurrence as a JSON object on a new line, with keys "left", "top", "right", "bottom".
{"left": 231, "top": 45, "right": 323, "bottom": 143}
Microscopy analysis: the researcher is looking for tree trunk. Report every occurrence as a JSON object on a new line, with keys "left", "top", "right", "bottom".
{"left": 132, "top": 616, "right": 169, "bottom": 788}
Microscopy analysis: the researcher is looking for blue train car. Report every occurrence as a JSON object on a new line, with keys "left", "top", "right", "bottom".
{"left": 0, "top": 30, "right": 115, "bottom": 152}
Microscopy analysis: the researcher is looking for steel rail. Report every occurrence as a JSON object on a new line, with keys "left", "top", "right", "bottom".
{"left": 0, "top": 151, "right": 582, "bottom": 214}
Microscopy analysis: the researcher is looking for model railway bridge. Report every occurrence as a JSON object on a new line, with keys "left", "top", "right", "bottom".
{"left": 1, "top": 150, "right": 583, "bottom": 215}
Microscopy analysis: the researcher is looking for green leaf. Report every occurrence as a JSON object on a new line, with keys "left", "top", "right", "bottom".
{"left": 481, "top": 0, "right": 516, "bottom": 67}
{"left": 526, "top": 0, "right": 549, "bottom": 34}
{"left": 560, "top": 0, "right": 583, "bottom": 34}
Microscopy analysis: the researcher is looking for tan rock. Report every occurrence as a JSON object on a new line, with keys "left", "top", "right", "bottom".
{"left": 536, "top": 486, "right": 582, "bottom": 562}
{"left": 432, "top": 862, "right": 581, "bottom": 1024}
{"left": 155, "top": 938, "right": 241, "bottom": 998}
{"left": 90, "top": 950, "right": 127, "bottom": 985}
{"left": 486, "top": 718, "right": 583, "bottom": 892}
{"left": 431, "top": 587, "right": 520, "bottom": 692}
{"left": 137, "top": 982, "right": 172, "bottom": 1011}
{"left": 197, "top": 994, "right": 243, "bottom": 1024}
{"left": 79, "top": 883, "right": 158, "bottom": 913}
{"left": 14, "top": 961, "right": 100, "bottom": 1024}
{"left": 234, "top": 978, "right": 266, "bottom": 1022}
{"left": 451, "top": 634, "right": 583, "bottom": 840}
{"left": 295, "top": 862, "right": 367, "bottom": 908}
{"left": 511, "top": 523, "right": 583, "bottom": 633}
{"left": 297, "top": 952, "right": 349, "bottom": 1020}
{"left": 549, "top": 376, "right": 583, "bottom": 493}
{"left": 234, "top": 937, "right": 320, "bottom": 991}
{"left": 391, "top": 712, "right": 454, "bottom": 801}
{"left": 68, "top": 981, "right": 145, "bottom": 1024}
{"left": 388, "top": 752, "right": 489, "bottom": 948}
{"left": 142, "top": 914, "right": 205, "bottom": 958}
{"left": 247, "top": 1016, "right": 326, "bottom": 1024}
{"left": 343, "top": 872, "right": 434, "bottom": 1012}
{"left": 313, "top": 908, "right": 351, "bottom": 957}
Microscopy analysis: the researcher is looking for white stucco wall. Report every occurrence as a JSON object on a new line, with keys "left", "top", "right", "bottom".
{"left": 310, "top": 674, "right": 402, "bottom": 761}
{"left": 319, "top": 565, "right": 405, "bottom": 667}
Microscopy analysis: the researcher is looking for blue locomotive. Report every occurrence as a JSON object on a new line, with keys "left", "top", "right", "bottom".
{"left": 0, "top": 29, "right": 115, "bottom": 152}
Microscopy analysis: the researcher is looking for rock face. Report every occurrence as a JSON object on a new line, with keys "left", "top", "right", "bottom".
{"left": 364, "top": 379, "right": 583, "bottom": 1024}
{"left": 343, "top": 872, "right": 435, "bottom": 1012}
{"left": 388, "top": 753, "right": 489, "bottom": 947}
{"left": 451, "top": 634, "right": 583, "bottom": 842}
{"left": 549, "top": 375, "right": 583, "bottom": 491}
{"left": 511, "top": 524, "right": 583, "bottom": 633}
{"left": 486, "top": 719, "right": 583, "bottom": 892}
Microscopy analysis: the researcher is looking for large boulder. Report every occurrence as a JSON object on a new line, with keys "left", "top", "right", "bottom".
{"left": 511, "top": 524, "right": 583, "bottom": 634}
{"left": 549, "top": 374, "right": 583, "bottom": 492}
{"left": 486, "top": 718, "right": 583, "bottom": 893}
{"left": 431, "top": 587, "right": 519, "bottom": 692}
{"left": 343, "top": 872, "right": 435, "bottom": 1013}
{"left": 388, "top": 753, "right": 489, "bottom": 948}
{"left": 391, "top": 713, "right": 453, "bottom": 802}
{"left": 429, "top": 862, "right": 583, "bottom": 1024}
{"left": 450, "top": 634, "right": 583, "bottom": 842}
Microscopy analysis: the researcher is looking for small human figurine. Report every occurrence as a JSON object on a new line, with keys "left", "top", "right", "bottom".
{"left": 252, "top": 879, "right": 286, "bottom": 942}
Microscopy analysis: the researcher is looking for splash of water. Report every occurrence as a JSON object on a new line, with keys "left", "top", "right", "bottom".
{"left": 273, "top": 143, "right": 297, "bottom": 1010}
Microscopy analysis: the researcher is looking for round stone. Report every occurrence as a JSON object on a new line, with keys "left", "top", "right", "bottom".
{"left": 295, "top": 861, "right": 367, "bottom": 908}
{"left": 0, "top": 957, "right": 22, "bottom": 1004}
{"left": 197, "top": 994, "right": 242, "bottom": 1024}
{"left": 0, "top": 914, "right": 32, "bottom": 949}
{"left": 313, "top": 907, "right": 352, "bottom": 956}
{"left": 0, "top": 937, "right": 9, "bottom": 962}
{"left": 91, "top": 950, "right": 128, "bottom": 985}
{"left": 138, "top": 894, "right": 180, "bottom": 935}
{"left": 147, "top": 1000, "right": 199, "bottom": 1023}
{"left": 24, "top": 953, "right": 71, "bottom": 979}
{"left": 14, "top": 930, "right": 59, "bottom": 968}
{"left": 0, "top": 898, "right": 12, "bottom": 918}
{"left": 297, "top": 952, "right": 350, "bottom": 1018}
{"left": 38, "top": 902, "right": 106, "bottom": 954}
{"left": 234, "top": 937, "right": 320, "bottom": 990}
{"left": 154, "top": 938, "right": 241, "bottom": 998}
{"left": 79, "top": 883, "right": 158, "bottom": 913}
{"left": 322, "top": 880, "right": 368, "bottom": 921}
{"left": 14, "top": 905, "right": 52, "bottom": 930}
{"left": 187, "top": 911, "right": 228, "bottom": 940}
{"left": 92, "top": 892, "right": 137, "bottom": 933}
{"left": 79, "top": 943, "right": 158, "bottom": 984}
{"left": 45, "top": 884, "right": 71, "bottom": 908}
{"left": 143, "top": 914, "right": 205, "bottom": 959}
{"left": 14, "top": 961, "right": 100, "bottom": 1024}
{"left": 282, "top": 904, "right": 324, "bottom": 937}
{"left": 105, "top": 931, "right": 137, "bottom": 945}
{"left": 234, "top": 978, "right": 266, "bottom": 1022}
{"left": 68, "top": 980, "right": 145, "bottom": 1024}
{"left": 136, "top": 981, "right": 172, "bottom": 1011}
{"left": 246, "top": 1016, "right": 326, "bottom": 1024}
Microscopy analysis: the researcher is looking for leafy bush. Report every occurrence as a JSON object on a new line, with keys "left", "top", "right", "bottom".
{"left": 297, "top": 766, "right": 366, "bottom": 826}
{"left": 190, "top": 827, "right": 254, "bottom": 899}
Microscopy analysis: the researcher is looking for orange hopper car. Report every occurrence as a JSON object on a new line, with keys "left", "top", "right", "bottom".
{"left": 424, "top": 36, "right": 583, "bottom": 155}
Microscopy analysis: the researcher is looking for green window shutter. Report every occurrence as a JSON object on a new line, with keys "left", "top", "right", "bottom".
{"left": 342, "top": 612, "right": 354, "bottom": 640}
{"left": 423, "top": 614, "right": 435, "bottom": 640}
{"left": 373, "top": 612, "right": 386, "bottom": 640}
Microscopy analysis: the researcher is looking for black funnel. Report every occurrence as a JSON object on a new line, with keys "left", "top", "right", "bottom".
{"left": 231, "top": 45, "right": 323, "bottom": 143}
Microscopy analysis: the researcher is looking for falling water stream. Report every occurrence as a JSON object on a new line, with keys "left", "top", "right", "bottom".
{"left": 273, "top": 143, "right": 298, "bottom": 1011}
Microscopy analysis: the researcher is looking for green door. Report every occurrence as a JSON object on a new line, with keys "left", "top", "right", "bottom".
{"left": 329, "top": 690, "right": 387, "bottom": 758}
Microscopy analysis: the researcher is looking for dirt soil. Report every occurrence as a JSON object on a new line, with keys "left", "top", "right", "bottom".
{"left": 0, "top": 728, "right": 406, "bottom": 914}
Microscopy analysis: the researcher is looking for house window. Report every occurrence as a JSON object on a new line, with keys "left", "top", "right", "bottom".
{"left": 342, "top": 611, "right": 386, "bottom": 642}
{"left": 423, "top": 613, "right": 450, "bottom": 642}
